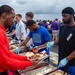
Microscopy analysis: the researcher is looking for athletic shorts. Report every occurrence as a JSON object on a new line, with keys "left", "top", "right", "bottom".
{"left": 52, "top": 30, "right": 59, "bottom": 37}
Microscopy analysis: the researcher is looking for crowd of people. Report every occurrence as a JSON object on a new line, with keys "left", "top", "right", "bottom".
{"left": 0, "top": 5, "right": 75, "bottom": 75}
{"left": 36, "top": 18, "right": 60, "bottom": 41}
{"left": 7, "top": 17, "right": 60, "bottom": 42}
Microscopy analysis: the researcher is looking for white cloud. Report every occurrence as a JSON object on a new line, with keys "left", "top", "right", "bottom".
{"left": 0, "top": 0, "right": 75, "bottom": 14}
{"left": 0, "top": 0, "right": 75, "bottom": 20}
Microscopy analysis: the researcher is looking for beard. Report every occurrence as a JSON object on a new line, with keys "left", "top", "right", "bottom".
{"left": 33, "top": 28, "right": 38, "bottom": 31}
{"left": 4, "top": 19, "right": 13, "bottom": 29}
{"left": 33, "top": 29, "right": 37, "bottom": 31}
{"left": 5, "top": 23, "right": 12, "bottom": 29}
{"left": 63, "top": 18, "right": 71, "bottom": 24}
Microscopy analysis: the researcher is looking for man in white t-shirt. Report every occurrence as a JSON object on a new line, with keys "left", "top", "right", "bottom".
{"left": 25, "top": 12, "right": 34, "bottom": 47}
{"left": 16, "top": 14, "right": 26, "bottom": 42}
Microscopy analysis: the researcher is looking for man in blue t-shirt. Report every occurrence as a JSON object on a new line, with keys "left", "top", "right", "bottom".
{"left": 16, "top": 20, "right": 52, "bottom": 54}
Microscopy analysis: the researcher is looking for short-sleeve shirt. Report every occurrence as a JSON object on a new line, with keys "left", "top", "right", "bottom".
{"left": 28, "top": 26, "right": 52, "bottom": 52}
{"left": 16, "top": 21, "right": 27, "bottom": 40}
{"left": 52, "top": 22, "right": 59, "bottom": 30}
{"left": 59, "top": 25, "right": 75, "bottom": 66}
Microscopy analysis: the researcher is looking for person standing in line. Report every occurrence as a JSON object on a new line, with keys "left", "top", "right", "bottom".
{"left": 51, "top": 18, "right": 59, "bottom": 41}
{"left": 15, "top": 14, "right": 26, "bottom": 42}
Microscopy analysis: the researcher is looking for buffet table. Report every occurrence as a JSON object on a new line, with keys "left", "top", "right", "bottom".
{"left": 9, "top": 39, "right": 69, "bottom": 75}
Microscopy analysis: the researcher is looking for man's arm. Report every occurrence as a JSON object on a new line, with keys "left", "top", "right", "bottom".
{"left": 10, "top": 30, "right": 15, "bottom": 35}
{"left": 0, "top": 32, "right": 32, "bottom": 70}
{"left": 38, "top": 40, "right": 52, "bottom": 49}
{"left": 9, "top": 51, "right": 28, "bottom": 61}
{"left": 19, "top": 36, "right": 31, "bottom": 47}
{"left": 58, "top": 50, "right": 75, "bottom": 68}
{"left": 66, "top": 50, "right": 75, "bottom": 61}
{"left": 37, "top": 29, "right": 52, "bottom": 49}
{"left": 54, "top": 37, "right": 59, "bottom": 45}
{"left": 20, "top": 33, "right": 23, "bottom": 40}
{"left": 38, "top": 35, "right": 59, "bottom": 49}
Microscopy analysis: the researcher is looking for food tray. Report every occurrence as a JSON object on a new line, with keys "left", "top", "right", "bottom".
{"left": 18, "top": 52, "right": 50, "bottom": 73}
{"left": 50, "top": 51, "right": 58, "bottom": 65}
{"left": 49, "top": 70, "right": 69, "bottom": 75}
